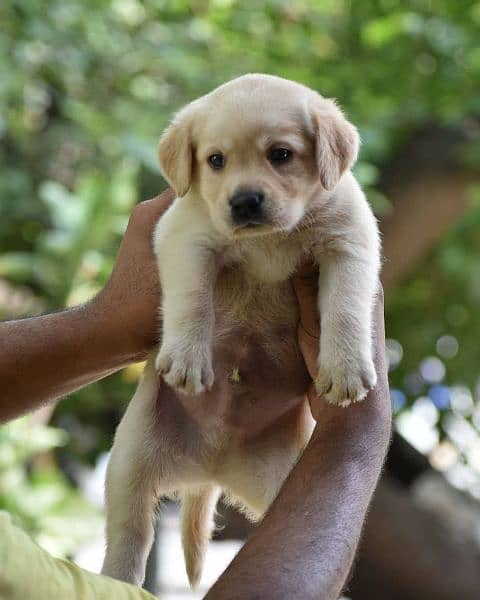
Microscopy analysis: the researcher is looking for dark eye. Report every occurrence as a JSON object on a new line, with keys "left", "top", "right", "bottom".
{"left": 268, "top": 147, "right": 293, "bottom": 165}
{"left": 208, "top": 153, "right": 225, "bottom": 170}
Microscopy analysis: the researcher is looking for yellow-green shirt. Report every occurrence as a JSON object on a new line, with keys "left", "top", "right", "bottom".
{"left": 0, "top": 512, "right": 156, "bottom": 599}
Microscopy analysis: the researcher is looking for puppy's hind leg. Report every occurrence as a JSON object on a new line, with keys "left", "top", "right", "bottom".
{"left": 101, "top": 357, "right": 176, "bottom": 586}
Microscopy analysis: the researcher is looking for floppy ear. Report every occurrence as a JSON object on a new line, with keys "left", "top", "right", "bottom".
{"left": 157, "top": 109, "right": 193, "bottom": 197}
{"left": 310, "top": 97, "right": 360, "bottom": 191}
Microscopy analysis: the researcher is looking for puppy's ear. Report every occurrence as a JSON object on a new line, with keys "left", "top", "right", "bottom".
{"left": 158, "top": 109, "right": 193, "bottom": 197}
{"left": 310, "top": 97, "right": 360, "bottom": 191}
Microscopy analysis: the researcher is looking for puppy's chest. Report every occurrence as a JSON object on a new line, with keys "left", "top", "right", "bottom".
{"left": 225, "top": 237, "right": 307, "bottom": 283}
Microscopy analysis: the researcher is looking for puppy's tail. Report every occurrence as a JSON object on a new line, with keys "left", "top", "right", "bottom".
{"left": 181, "top": 484, "right": 221, "bottom": 588}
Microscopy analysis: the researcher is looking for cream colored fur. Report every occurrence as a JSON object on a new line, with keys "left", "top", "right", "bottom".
{"left": 101, "top": 74, "right": 381, "bottom": 588}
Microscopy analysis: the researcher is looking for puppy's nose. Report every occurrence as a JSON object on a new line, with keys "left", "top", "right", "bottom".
{"left": 229, "top": 190, "right": 264, "bottom": 224}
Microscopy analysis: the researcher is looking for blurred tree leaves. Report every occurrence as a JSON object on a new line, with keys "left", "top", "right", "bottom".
{"left": 0, "top": 161, "right": 138, "bottom": 305}
{"left": 0, "top": 417, "right": 102, "bottom": 557}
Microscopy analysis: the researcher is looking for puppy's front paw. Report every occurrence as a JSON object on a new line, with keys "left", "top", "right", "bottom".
{"left": 156, "top": 343, "right": 214, "bottom": 396}
{"left": 315, "top": 353, "right": 376, "bottom": 407}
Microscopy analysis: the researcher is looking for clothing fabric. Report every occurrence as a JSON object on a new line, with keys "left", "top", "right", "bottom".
{"left": 0, "top": 511, "right": 156, "bottom": 600}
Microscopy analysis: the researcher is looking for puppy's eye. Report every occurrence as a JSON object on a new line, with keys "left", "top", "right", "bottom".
{"left": 268, "top": 147, "right": 292, "bottom": 165}
{"left": 208, "top": 153, "right": 225, "bottom": 170}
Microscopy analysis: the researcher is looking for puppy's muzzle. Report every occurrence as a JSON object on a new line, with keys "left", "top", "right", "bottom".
{"left": 229, "top": 189, "right": 265, "bottom": 226}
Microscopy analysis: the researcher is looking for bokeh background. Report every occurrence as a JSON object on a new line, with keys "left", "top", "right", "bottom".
{"left": 1, "top": 1, "right": 480, "bottom": 598}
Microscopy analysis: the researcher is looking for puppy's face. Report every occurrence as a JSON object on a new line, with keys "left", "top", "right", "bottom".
{"left": 158, "top": 75, "right": 359, "bottom": 238}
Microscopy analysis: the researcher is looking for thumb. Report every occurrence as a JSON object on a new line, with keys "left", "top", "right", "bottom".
{"left": 140, "top": 188, "right": 176, "bottom": 221}
{"left": 291, "top": 263, "right": 319, "bottom": 339}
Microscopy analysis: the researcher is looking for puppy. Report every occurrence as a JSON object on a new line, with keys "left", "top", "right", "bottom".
{"left": 101, "top": 74, "right": 381, "bottom": 588}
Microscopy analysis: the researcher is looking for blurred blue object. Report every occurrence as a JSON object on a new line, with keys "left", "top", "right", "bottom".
{"left": 428, "top": 384, "right": 451, "bottom": 410}
{"left": 390, "top": 388, "right": 406, "bottom": 413}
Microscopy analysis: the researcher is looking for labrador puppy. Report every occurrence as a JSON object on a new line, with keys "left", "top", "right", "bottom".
{"left": 101, "top": 74, "right": 381, "bottom": 588}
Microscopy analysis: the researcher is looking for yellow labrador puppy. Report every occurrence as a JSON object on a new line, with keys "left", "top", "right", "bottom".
{"left": 102, "top": 74, "right": 381, "bottom": 588}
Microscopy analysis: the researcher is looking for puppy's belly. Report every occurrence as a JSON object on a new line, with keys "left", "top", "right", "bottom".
{"left": 166, "top": 274, "right": 311, "bottom": 439}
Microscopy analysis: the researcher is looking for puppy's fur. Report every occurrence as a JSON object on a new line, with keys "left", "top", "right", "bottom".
{"left": 101, "top": 74, "right": 381, "bottom": 588}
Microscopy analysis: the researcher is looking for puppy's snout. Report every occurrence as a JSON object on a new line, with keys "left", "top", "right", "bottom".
{"left": 229, "top": 190, "right": 265, "bottom": 225}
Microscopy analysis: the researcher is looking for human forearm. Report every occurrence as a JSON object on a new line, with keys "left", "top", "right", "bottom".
{"left": 0, "top": 300, "right": 141, "bottom": 422}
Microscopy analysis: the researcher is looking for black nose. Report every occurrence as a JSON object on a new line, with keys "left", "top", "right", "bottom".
{"left": 229, "top": 190, "right": 265, "bottom": 224}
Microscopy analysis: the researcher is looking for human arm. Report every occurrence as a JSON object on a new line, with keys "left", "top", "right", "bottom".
{"left": 0, "top": 189, "right": 175, "bottom": 423}
{"left": 205, "top": 277, "right": 391, "bottom": 600}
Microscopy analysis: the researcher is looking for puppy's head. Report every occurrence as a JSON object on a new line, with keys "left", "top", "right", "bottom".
{"left": 158, "top": 74, "right": 359, "bottom": 238}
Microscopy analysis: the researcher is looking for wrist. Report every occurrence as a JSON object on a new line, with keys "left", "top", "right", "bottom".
{"left": 310, "top": 385, "right": 392, "bottom": 459}
{"left": 82, "top": 295, "right": 148, "bottom": 367}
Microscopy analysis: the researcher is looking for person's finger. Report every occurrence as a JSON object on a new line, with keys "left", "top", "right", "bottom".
{"left": 307, "top": 384, "right": 325, "bottom": 421}
{"left": 140, "top": 188, "right": 176, "bottom": 219}
{"left": 125, "top": 189, "right": 176, "bottom": 239}
{"left": 291, "top": 263, "right": 319, "bottom": 339}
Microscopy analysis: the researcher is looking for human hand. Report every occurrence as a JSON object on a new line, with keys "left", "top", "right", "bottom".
{"left": 290, "top": 263, "right": 323, "bottom": 419}
{"left": 93, "top": 189, "right": 175, "bottom": 359}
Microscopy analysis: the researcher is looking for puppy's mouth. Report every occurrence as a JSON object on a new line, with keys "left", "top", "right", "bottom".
{"left": 235, "top": 219, "right": 266, "bottom": 230}
{"left": 231, "top": 217, "right": 270, "bottom": 234}
{"left": 229, "top": 218, "right": 285, "bottom": 239}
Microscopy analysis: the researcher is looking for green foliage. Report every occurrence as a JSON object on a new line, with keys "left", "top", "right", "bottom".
{"left": 0, "top": 417, "right": 102, "bottom": 557}
{"left": 1, "top": 162, "right": 138, "bottom": 306}
{"left": 388, "top": 185, "right": 480, "bottom": 392}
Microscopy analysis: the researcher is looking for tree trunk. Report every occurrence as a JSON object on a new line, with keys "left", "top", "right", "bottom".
{"left": 380, "top": 172, "right": 478, "bottom": 290}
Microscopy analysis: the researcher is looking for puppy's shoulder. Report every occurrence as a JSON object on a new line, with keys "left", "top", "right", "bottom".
{"left": 294, "top": 172, "right": 379, "bottom": 258}
{"left": 155, "top": 191, "right": 220, "bottom": 243}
